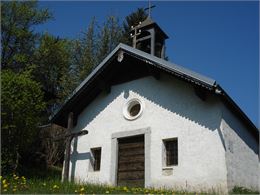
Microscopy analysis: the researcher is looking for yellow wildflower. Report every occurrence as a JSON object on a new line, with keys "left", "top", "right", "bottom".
{"left": 123, "top": 186, "right": 128, "bottom": 191}
{"left": 2, "top": 179, "right": 7, "bottom": 184}
{"left": 15, "top": 176, "right": 19, "bottom": 180}
{"left": 21, "top": 176, "right": 26, "bottom": 180}
{"left": 105, "top": 191, "right": 110, "bottom": 194}
{"left": 80, "top": 187, "right": 85, "bottom": 191}
{"left": 75, "top": 190, "right": 78, "bottom": 193}
{"left": 53, "top": 184, "right": 59, "bottom": 189}
{"left": 3, "top": 184, "right": 8, "bottom": 188}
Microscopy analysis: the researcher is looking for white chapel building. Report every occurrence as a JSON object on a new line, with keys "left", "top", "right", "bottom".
{"left": 50, "top": 17, "right": 259, "bottom": 192}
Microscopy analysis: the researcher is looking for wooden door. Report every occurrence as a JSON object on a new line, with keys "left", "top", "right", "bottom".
{"left": 117, "top": 135, "right": 144, "bottom": 187}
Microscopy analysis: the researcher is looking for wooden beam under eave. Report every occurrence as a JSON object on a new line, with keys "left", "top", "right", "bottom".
{"left": 146, "top": 65, "right": 160, "bottom": 80}
{"left": 194, "top": 87, "right": 207, "bottom": 101}
{"left": 97, "top": 78, "right": 111, "bottom": 94}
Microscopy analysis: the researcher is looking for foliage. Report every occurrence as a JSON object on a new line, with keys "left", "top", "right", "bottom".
{"left": 72, "top": 17, "right": 98, "bottom": 82}
{"left": 96, "top": 15, "right": 123, "bottom": 64}
{"left": 33, "top": 33, "right": 75, "bottom": 111}
{"left": 1, "top": 1, "right": 52, "bottom": 71}
{"left": 40, "top": 124, "right": 66, "bottom": 167}
{"left": 72, "top": 15, "right": 123, "bottom": 84}
{"left": 72, "top": 9, "right": 147, "bottom": 86}
{"left": 1, "top": 69, "right": 46, "bottom": 174}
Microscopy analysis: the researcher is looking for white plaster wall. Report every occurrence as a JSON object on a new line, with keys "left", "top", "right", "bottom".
{"left": 68, "top": 72, "right": 228, "bottom": 192}
{"left": 220, "top": 104, "right": 259, "bottom": 191}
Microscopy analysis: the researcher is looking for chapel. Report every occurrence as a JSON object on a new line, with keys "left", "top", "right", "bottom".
{"left": 50, "top": 15, "right": 259, "bottom": 192}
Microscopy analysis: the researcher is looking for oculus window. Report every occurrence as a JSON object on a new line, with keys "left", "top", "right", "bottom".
{"left": 123, "top": 98, "right": 144, "bottom": 120}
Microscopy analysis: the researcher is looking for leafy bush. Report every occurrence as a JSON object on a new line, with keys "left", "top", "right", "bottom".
{"left": 1, "top": 69, "right": 46, "bottom": 174}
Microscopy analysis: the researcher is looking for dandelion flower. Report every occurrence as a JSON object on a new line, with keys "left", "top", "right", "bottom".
{"left": 2, "top": 179, "right": 7, "bottom": 184}
{"left": 80, "top": 187, "right": 85, "bottom": 191}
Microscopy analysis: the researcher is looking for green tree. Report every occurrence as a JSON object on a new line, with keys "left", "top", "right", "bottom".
{"left": 72, "top": 17, "right": 98, "bottom": 82}
{"left": 1, "top": 69, "right": 46, "bottom": 173}
{"left": 96, "top": 15, "right": 123, "bottom": 64}
{"left": 1, "top": 1, "right": 52, "bottom": 71}
{"left": 72, "top": 15, "right": 123, "bottom": 84}
{"left": 33, "top": 33, "right": 74, "bottom": 114}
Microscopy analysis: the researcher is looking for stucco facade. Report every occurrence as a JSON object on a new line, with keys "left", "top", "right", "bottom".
{"left": 220, "top": 104, "right": 259, "bottom": 191}
{"left": 66, "top": 72, "right": 244, "bottom": 192}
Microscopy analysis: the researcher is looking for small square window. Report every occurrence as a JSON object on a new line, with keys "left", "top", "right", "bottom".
{"left": 163, "top": 138, "right": 178, "bottom": 166}
{"left": 91, "top": 147, "right": 101, "bottom": 171}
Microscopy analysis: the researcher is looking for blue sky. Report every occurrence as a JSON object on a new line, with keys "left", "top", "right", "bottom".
{"left": 37, "top": 1, "right": 259, "bottom": 127}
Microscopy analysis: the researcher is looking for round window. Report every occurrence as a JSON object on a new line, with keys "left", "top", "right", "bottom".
{"left": 123, "top": 98, "right": 144, "bottom": 120}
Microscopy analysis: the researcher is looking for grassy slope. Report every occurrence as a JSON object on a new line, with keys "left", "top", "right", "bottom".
{"left": 1, "top": 167, "right": 258, "bottom": 194}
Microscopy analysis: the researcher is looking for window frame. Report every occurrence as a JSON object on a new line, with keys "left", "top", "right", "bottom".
{"left": 90, "top": 147, "right": 102, "bottom": 171}
{"left": 162, "top": 138, "right": 178, "bottom": 167}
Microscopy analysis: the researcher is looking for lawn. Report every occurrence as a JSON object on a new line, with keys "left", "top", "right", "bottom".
{"left": 1, "top": 167, "right": 258, "bottom": 194}
{"left": 0, "top": 173, "right": 204, "bottom": 194}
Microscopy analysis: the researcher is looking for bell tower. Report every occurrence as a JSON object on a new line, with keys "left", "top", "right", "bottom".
{"left": 130, "top": 5, "right": 168, "bottom": 59}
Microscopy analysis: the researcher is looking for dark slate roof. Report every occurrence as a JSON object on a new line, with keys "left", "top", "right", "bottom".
{"left": 50, "top": 43, "right": 258, "bottom": 140}
{"left": 118, "top": 44, "right": 216, "bottom": 87}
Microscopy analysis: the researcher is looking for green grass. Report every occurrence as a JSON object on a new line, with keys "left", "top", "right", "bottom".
{"left": 230, "top": 186, "right": 259, "bottom": 194}
{"left": 1, "top": 167, "right": 259, "bottom": 194}
{"left": 0, "top": 174, "right": 205, "bottom": 194}
{"left": 0, "top": 174, "right": 206, "bottom": 194}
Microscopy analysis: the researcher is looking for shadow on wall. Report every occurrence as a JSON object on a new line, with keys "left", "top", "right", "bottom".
{"left": 222, "top": 108, "right": 258, "bottom": 155}
{"left": 69, "top": 75, "right": 225, "bottom": 180}
{"left": 70, "top": 137, "right": 91, "bottom": 181}
{"left": 76, "top": 75, "right": 222, "bottom": 133}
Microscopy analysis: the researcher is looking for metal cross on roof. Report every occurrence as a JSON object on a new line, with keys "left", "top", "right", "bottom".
{"left": 130, "top": 22, "right": 142, "bottom": 48}
{"left": 144, "top": 0, "right": 156, "bottom": 18}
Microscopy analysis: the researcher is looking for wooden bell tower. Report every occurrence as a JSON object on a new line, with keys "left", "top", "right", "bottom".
{"left": 130, "top": 5, "right": 168, "bottom": 59}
